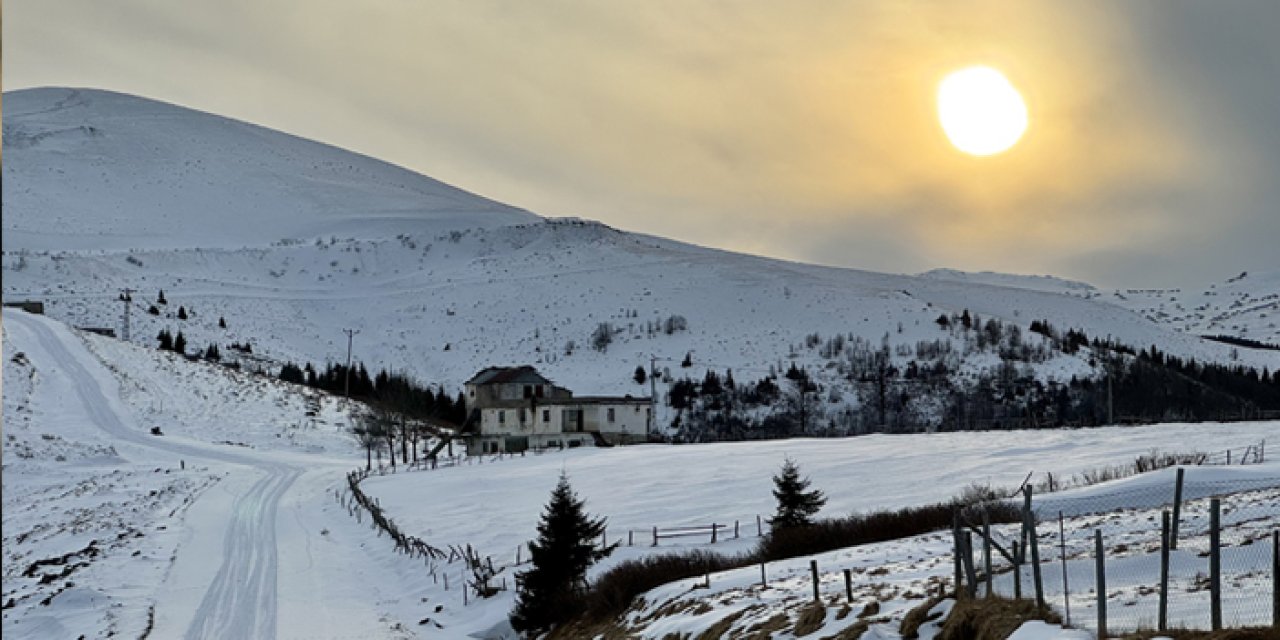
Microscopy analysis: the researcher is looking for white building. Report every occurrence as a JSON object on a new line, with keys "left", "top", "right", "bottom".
{"left": 463, "top": 366, "right": 651, "bottom": 454}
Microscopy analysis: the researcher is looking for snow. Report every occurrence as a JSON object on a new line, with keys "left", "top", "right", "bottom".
{"left": 5, "top": 306, "right": 1280, "bottom": 639}
{"left": 2, "top": 311, "right": 424, "bottom": 639}
{"left": 2, "top": 87, "right": 537, "bottom": 253}
{"left": 4, "top": 88, "right": 1276, "bottom": 421}
{"left": 4, "top": 86, "right": 1279, "bottom": 639}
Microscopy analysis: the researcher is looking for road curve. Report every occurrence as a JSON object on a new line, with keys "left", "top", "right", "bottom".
{"left": 7, "top": 312, "right": 300, "bottom": 639}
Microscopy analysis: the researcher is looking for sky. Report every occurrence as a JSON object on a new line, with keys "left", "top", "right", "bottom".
{"left": 5, "top": 0, "right": 1279, "bottom": 287}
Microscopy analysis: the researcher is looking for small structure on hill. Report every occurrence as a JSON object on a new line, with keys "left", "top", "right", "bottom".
{"left": 3, "top": 300, "right": 45, "bottom": 314}
{"left": 463, "top": 366, "right": 650, "bottom": 454}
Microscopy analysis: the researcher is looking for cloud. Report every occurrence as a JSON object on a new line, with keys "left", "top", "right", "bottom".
{"left": 5, "top": 0, "right": 1277, "bottom": 286}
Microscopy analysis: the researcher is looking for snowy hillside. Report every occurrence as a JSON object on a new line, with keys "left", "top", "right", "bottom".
{"left": 2, "top": 87, "right": 537, "bottom": 252}
{"left": 1103, "top": 269, "right": 1280, "bottom": 345}
{"left": 3, "top": 87, "right": 1277, "bottom": 433}
{"left": 5, "top": 306, "right": 1279, "bottom": 639}
{"left": 918, "top": 268, "right": 1098, "bottom": 296}
{"left": 1, "top": 310, "right": 433, "bottom": 639}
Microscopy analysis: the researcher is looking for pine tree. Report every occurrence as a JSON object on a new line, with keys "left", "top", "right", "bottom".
{"left": 681, "top": 351, "right": 692, "bottom": 368}
{"left": 173, "top": 331, "right": 187, "bottom": 355}
{"left": 157, "top": 329, "right": 173, "bottom": 351}
{"left": 218, "top": 316, "right": 227, "bottom": 329}
{"left": 177, "top": 306, "right": 188, "bottom": 320}
{"left": 769, "top": 458, "right": 826, "bottom": 530}
{"left": 157, "top": 289, "right": 167, "bottom": 305}
{"left": 633, "top": 365, "right": 647, "bottom": 385}
{"left": 511, "top": 474, "right": 617, "bottom": 634}
{"left": 149, "top": 305, "right": 161, "bottom": 316}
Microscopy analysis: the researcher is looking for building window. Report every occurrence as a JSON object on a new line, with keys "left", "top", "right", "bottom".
{"left": 536, "top": 385, "right": 545, "bottom": 398}
{"left": 519, "top": 408, "right": 527, "bottom": 423}
{"left": 498, "top": 410, "right": 505, "bottom": 424}
{"left": 607, "top": 408, "right": 616, "bottom": 422}
{"left": 542, "top": 409, "right": 550, "bottom": 422}
{"left": 523, "top": 385, "right": 533, "bottom": 398}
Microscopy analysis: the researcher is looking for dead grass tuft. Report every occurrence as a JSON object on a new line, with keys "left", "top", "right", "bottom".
{"left": 792, "top": 601, "right": 827, "bottom": 636}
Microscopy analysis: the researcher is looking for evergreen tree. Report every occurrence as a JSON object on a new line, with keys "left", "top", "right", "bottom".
{"left": 204, "top": 344, "right": 220, "bottom": 361}
{"left": 681, "top": 351, "right": 692, "bottom": 368}
{"left": 769, "top": 458, "right": 826, "bottom": 530}
{"left": 173, "top": 331, "right": 187, "bottom": 355}
{"left": 511, "top": 474, "right": 617, "bottom": 634}
{"left": 218, "top": 316, "right": 227, "bottom": 329}
{"left": 157, "top": 289, "right": 167, "bottom": 305}
{"left": 177, "top": 306, "right": 188, "bottom": 320}
{"left": 148, "top": 305, "right": 161, "bottom": 316}
{"left": 633, "top": 365, "right": 647, "bottom": 385}
{"left": 157, "top": 329, "right": 173, "bottom": 351}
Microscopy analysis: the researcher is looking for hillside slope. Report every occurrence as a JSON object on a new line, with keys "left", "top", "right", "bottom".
{"left": 3, "top": 88, "right": 1276, "bottom": 432}
{"left": 2, "top": 87, "right": 537, "bottom": 252}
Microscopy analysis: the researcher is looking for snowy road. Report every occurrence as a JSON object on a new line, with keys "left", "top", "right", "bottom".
{"left": 8, "top": 312, "right": 301, "bottom": 638}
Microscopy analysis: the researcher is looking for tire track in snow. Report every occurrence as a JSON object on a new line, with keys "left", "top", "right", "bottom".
{"left": 7, "top": 312, "right": 300, "bottom": 639}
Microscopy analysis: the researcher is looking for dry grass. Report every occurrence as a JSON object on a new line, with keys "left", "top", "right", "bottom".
{"left": 692, "top": 609, "right": 747, "bottom": 640}
{"left": 821, "top": 619, "right": 870, "bottom": 640}
{"left": 898, "top": 595, "right": 946, "bottom": 639}
{"left": 742, "top": 612, "right": 789, "bottom": 640}
{"left": 936, "top": 596, "right": 1060, "bottom": 640}
{"left": 792, "top": 601, "right": 827, "bottom": 636}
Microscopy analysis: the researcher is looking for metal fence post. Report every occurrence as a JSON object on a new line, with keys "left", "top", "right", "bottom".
{"left": 1159, "top": 510, "right": 1170, "bottom": 631}
{"left": 1026, "top": 487, "right": 1045, "bottom": 609}
{"left": 1059, "top": 511, "right": 1070, "bottom": 628}
{"left": 963, "top": 532, "right": 978, "bottom": 598}
{"left": 1171, "top": 468, "right": 1185, "bottom": 550}
{"left": 983, "top": 512, "right": 993, "bottom": 597}
{"left": 1012, "top": 540, "right": 1022, "bottom": 600}
{"left": 811, "top": 560, "right": 820, "bottom": 602}
{"left": 953, "top": 512, "right": 965, "bottom": 599}
{"left": 1095, "top": 529, "right": 1107, "bottom": 640}
{"left": 1210, "top": 498, "right": 1221, "bottom": 630}
{"left": 844, "top": 568, "right": 853, "bottom": 603}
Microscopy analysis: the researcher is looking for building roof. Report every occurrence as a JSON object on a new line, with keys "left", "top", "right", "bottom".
{"left": 465, "top": 366, "right": 553, "bottom": 386}
{"left": 541, "top": 395, "right": 650, "bottom": 406}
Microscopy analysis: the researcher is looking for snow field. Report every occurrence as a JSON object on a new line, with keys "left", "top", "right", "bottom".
{"left": 357, "top": 421, "right": 1280, "bottom": 637}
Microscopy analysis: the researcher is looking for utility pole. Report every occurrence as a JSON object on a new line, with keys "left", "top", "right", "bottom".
{"left": 343, "top": 328, "right": 357, "bottom": 398}
{"left": 119, "top": 288, "right": 134, "bottom": 342}
{"left": 649, "top": 355, "right": 658, "bottom": 438}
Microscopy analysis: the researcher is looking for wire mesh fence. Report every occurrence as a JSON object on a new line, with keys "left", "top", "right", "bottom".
{"left": 956, "top": 469, "right": 1280, "bottom": 635}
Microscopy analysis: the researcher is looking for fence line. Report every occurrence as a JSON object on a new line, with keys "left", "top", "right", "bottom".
{"left": 955, "top": 469, "right": 1280, "bottom": 636}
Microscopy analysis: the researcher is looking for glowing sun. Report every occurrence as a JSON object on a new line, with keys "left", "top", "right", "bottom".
{"left": 937, "top": 66, "right": 1028, "bottom": 156}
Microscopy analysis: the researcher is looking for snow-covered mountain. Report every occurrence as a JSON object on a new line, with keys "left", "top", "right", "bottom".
{"left": 3, "top": 87, "right": 1276, "bottom": 419}
{"left": 2, "top": 88, "right": 536, "bottom": 252}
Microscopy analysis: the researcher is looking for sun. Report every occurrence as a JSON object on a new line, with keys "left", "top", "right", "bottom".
{"left": 937, "top": 66, "right": 1028, "bottom": 156}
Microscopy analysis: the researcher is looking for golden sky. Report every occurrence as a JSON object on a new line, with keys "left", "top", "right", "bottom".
{"left": 6, "top": 1, "right": 1279, "bottom": 286}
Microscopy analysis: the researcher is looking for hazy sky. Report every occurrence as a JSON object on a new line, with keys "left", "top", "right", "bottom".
{"left": 6, "top": 1, "right": 1279, "bottom": 287}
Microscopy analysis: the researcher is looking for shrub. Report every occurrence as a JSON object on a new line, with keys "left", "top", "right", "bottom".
{"left": 585, "top": 549, "right": 748, "bottom": 619}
